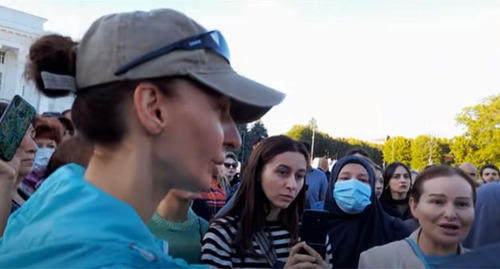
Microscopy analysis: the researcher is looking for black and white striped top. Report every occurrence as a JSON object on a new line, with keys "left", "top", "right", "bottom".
{"left": 201, "top": 216, "right": 333, "bottom": 268}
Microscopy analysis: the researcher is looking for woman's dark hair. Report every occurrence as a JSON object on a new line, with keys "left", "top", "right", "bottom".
{"left": 381, "top": 162, "right": 412, "bottom": 197}
{"left": 424, "top": 165, "right": 435, "bottom": 171}
{"left": 346, "top": 148, "right": 371, "bottom": 159}
{"left": 224, "top": 135, "right": 310, "bottom": 259}
{"left": 480, "top": 164, "right": 499, "bottom": 179}
{"left": 25, "top": 34, "right": 180, "bottom": 145}
{"left": 34, "top": 116, "right": 64, "bottom": 145}
{"left": 45, "top": 135, "right": 93, "bottom": 178}
{"left": 410, "top": 165, "right": 477, "bottom": 204}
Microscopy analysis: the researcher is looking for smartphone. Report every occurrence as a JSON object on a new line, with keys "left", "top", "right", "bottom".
{"left": 0, "top": 95, "right": 36, "bottom": 161}
{"left": 299, "top": 209, "right": 329, "bottom": 258}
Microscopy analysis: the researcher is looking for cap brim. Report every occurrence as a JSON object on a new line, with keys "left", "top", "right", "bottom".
{"left": 188, "top": 70, "right": 285, "bottom": 123}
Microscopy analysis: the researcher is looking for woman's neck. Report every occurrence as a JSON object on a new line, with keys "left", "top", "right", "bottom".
{"left": 266, "top": 205, "right": 281, "bottom": 221}
{"left": 156, "top": 194, "right": 190, "bottom": 222}
{"left": 84, "top": 142, "right": 167, "bottom": 223}
{"left": 418, "top": 229, "right": 458, "bottom": 256}
{"left": 391, "top": 190, "right": 407, "bottom": 200}
{"left": 11, "top": 189, "right": 25, "bottom": 206}
{"left": 11, "top": 177, "right": 25, "bottom": 205}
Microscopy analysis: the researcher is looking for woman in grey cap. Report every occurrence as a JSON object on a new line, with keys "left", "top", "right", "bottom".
{"left": 0, "top": 8, "right": 284, "bottom": 268}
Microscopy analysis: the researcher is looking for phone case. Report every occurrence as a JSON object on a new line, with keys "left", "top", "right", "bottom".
{"left": 0, "top": 95, "right": 36, "bottom": 161}
{"left": 300, "top": 209, "right": 329, "bottom": 244}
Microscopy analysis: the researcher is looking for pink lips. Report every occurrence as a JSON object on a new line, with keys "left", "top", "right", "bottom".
{"left": 279, "top": 194, "right": 295, "bottom": 202}
{"left": 438, "top": 223, "right": 460, "bottom": 236}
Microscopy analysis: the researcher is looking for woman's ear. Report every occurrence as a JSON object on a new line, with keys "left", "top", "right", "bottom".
{"left": 409, "top": 197, "right": 419, "bottom": 220}
{"left": 133, "top": 82, "right": 168, "bottom": 135}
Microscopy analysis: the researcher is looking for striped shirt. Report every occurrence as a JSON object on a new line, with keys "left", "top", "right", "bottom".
{"left": 201, "top": 216, "right": 333, "bottom": 268}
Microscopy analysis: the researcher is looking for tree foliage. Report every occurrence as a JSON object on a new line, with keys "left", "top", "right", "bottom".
{"left": 410, "top": 135, "right": 451, "bottom": 170}
{"left": 382, "top": 136, "right": 412, "bottom": 167}
{"left": 451, "top": 94, "right": 500, "bottom": 168}
{"left": 285, "top": 125, "right": 384, "bottom": 165}
{"left": 235, "top": 121, "right": 269, "bottom": 163}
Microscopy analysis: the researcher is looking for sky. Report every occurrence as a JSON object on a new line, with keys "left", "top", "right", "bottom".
{"left": 3, "top": 0, "right": 500, "bottom": 142}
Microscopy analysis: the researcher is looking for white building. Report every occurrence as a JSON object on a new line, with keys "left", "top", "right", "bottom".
{"left": 0, "top": 5, "right": 74, "bottom": 113}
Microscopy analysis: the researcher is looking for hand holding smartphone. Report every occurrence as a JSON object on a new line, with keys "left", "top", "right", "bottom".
{"left": 299, "top": 209, "right": 330, "bottom": 258}
{"left": 0, "top": 95, "right": 36, "bottom": 161}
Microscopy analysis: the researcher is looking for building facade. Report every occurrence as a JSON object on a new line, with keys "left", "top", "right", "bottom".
{"left": 0, "top": 5, "right": 74, "bottom": 113}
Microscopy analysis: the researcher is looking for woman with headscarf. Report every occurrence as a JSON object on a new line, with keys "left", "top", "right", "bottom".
{"left": 463, "top": 181, "right": 500, "bottom": 248}
{"left": 324, "top": 156, "right": 411, "bottom": 268}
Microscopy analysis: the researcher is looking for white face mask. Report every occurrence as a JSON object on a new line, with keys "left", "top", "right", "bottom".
{"left": 33, "top": 147, "right": 55, "bottom": 172}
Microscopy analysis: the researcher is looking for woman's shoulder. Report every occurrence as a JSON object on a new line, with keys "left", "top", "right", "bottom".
{"left": 206, "top": 215, "right": 239, "bottom": 237}
{"left": 361, "top": 239, "right": 412, "bottom": 257}
{"left": 358, "top": 238, "right": 420, "bottom": 269}
{"left": 210, "top": 215, "right": 238, "bottom": 227}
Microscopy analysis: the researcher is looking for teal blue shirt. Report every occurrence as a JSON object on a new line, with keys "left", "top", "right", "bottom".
{"left": 148, "top": 208, "right": 208, "bottom": 264}
{"left": 425, "top": 254, "right": 458, "bottom": 268}
{"left": 0, "top": 164, "right": 207, "bottom": 268}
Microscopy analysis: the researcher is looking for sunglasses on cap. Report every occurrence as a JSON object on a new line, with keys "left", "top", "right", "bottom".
{"left": 114, "top": 30, "right": 230, "bottom": 76}
{"left": 42, "top": 112, "right": 64, "bottom": 118}
{"left": 224, "top": 163, "right": 237, "bottom": 169}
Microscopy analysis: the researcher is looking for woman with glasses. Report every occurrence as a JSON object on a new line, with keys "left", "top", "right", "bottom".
{"left": 223, "top": 151, "right": 239, "bottom": 181}
{"left": 201, "top": 136, "right": 331, "bottom": 268}
{"left": 0, "top": 9, "right": 284, "bottom": 267}
{"left": 223, "top": 151, "right": 240, "bottom": 199}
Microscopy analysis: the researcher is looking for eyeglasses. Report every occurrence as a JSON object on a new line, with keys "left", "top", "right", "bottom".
{"left": 114, "top": 30, "right": 230, "bottom": 76}
{"left": 224, "top": 163, "right": 237, "bottom": 169}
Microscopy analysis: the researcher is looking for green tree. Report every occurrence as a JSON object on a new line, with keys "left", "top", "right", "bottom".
{"left": 236, "top": 121, "right": 269, "bottom": 163}
{"left": 383, "top": 136, "right": 412, "bottom": 167}
{"left": 345, "top": 138, "right": 384, "bottom": 166}
{"left": 454, "top": 94, "right": 500, "bottom": 167}
{"left": 410, "top": 135, "right": 443, "bottom": 170}
{"left": 438, "top": 138, "right": 453, "bottom": 165}
{"left": 450, "top": 135, "right": 476, "bottom": 165}
{"left": 285, "top": 125, "right": 383, "bottom": 164}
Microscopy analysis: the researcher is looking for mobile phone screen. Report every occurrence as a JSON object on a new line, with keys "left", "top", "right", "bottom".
{"left": 0, "top": 95, "right": 36, "bottom": 161}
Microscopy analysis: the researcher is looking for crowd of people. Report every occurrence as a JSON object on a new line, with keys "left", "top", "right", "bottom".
{"left": 0, "top": 7, "right": 499, "bottom": 269}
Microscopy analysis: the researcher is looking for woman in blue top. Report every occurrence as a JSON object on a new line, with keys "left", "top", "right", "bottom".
{"left": 359, "top": 165, "right": 475, "bottom": 268}
{"left": 0, "top": 8, "right": 284, "bottom": 268}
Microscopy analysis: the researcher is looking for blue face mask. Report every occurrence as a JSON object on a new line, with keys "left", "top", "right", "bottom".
{"left": 333, "top": 179, "right": 372, "bottom": 214}
{"left": 33, "top": 147, "right": 55, "bottom": 172}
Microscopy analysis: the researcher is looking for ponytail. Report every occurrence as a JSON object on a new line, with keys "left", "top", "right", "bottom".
{"left": 25, "top": 34, "right": 77, "bottom": 97}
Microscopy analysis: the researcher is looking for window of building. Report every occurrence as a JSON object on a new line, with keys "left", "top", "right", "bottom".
{"left": 0, "top": 72, "right": 3, "bottom": 91}
{"left": 0, "top": 51, "right": 5, "bottom": 64}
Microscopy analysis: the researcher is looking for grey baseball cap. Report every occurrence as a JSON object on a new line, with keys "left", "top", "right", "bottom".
{"left": 74, "top": 8, "right": 285, "bottom": 123}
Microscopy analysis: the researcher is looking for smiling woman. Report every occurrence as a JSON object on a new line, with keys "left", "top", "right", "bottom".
{"left": 359, "top": 165, "right": 476, "bottom": 268}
